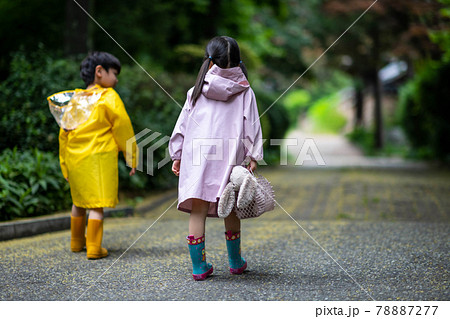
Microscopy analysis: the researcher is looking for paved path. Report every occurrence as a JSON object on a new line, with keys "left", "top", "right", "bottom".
{"left": 285, "top": 129, "right": 427, "bottom": 168}
{"left": 1, "top": 166, "right": 449, "bottom": 301}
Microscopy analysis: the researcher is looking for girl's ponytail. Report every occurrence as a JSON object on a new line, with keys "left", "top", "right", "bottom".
{"left": 191, "top": 57, "right": 211, "bottom": 106}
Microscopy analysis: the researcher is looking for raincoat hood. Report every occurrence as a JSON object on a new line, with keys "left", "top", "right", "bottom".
{"left": 202, "top": 64, "right": 249, "bottom": 101}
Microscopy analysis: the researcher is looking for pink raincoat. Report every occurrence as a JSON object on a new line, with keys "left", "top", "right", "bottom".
{"left": 169, "top": 64, "right": 263, "bottom": 217}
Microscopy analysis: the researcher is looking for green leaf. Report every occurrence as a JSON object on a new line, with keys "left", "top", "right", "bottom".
{"left": 31, "top": 183, "right": 40, "bottom": 194}
{"left": 38, "top": 180, "right": 48, "bottom": 191}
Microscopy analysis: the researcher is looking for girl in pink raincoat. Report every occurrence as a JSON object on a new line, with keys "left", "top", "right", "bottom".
{"left": 169, "top": 36, "right": 263, "bottom": 280}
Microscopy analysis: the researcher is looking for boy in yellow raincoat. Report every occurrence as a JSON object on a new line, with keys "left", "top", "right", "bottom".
{"left": 48, "top": 52, "right": 137, "bottom": 259}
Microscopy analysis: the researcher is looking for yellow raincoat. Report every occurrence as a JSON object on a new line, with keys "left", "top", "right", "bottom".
{"left": 53, "top": 85, "right": 137, "bottom": 208}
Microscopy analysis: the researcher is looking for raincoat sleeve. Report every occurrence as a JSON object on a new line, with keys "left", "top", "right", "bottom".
{"left": 58, "top": 128, "right": 69, "bottom": 180}
{"left": 169, "top": 91, "right": 191, "bottom": 161}
{"left": 243, "top": 89, "right": 263, "bottom": 161}
{"left": 106, "top": 90, "right": 138, "bottom": 168}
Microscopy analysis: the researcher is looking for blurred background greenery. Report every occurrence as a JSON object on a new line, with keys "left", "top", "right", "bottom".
{"left": 0, "top": 0, "right": 449, "bottom": 220}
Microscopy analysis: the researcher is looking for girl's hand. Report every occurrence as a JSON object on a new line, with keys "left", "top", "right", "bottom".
{"left": 129, "top": 168, "right": 136, "bottom": 176}
{"left": 172, "top": 160, "right": 181, "bottom": 176}
{"left": 247, "top": 160, "right": 257, "bottom": 173}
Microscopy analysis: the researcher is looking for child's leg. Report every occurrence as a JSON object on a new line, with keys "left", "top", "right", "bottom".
{"left": 187, "top": 199, "right": 213, "bottom": 280}
{"left": 224, "top": 211, "right": 247, "bottom": 274}
{"left": 86, "top": 208, "right": 108, "bottom": 259}
{"left": 70, "top": 205, "right": 87, "bottom": 252}
{"left": 71, "top": 204, "right": 86, "bottom": 217}
{"left": 189, "top": 199, "right": 209, "bottom": 237}
{"left": 224, "top": 211, "right": 240, "bottom": 233}
{"left": 88, "top": 208, "right": 103, "bottom": 220}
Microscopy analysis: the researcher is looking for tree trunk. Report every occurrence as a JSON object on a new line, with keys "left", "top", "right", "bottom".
{"left": 65, "top": 0, "right": 91, "bottom": 56}
{"left": 354, "top": 82, "right": 364, "bottom": 127}
{"left": 206, "top": 0, "right": 221, "bottom": 38}
{"left": 372, "top": 70, "right": 383, "bottom": 149}
{"left": 86, "top": 0, "right": 94, "bottom": 52}
{"left": 371, "top": 25, "right": 383, "bottom": 149}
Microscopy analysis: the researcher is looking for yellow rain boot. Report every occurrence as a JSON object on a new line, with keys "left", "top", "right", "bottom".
{"left": 86, "top": 219, "right": 108, "bottom": 259}
{"left": 71, "top": 215, "right": 86, "bottom": 252}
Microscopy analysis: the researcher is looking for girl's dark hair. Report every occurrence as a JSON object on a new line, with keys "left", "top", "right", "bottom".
{"left": 80, "top": 51, "right": 121, "bottom": 87}
{"left": 191, "top": 36, "right": 248, "bottom": 106}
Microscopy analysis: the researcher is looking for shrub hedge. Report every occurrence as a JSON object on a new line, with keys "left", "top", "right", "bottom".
{"left": 0, "top": 148, "right": 72, "bottom": 221}
{"left": 398, "top": 60, "right": 450, "bottom": 161}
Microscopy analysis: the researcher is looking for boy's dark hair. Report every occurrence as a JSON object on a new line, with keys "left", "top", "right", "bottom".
{"left": 191, "top": 36, "right": 248, "bottom": 106}
{"left": 80, "top": 51, "right": 121, "bottom": 87}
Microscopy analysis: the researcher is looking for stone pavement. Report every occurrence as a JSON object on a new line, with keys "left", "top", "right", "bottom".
{"left": 285, "top": 129, "right": 428, "bottom": 168}
{"left": 1, "top": 166, "right": 449, "bottom": 301}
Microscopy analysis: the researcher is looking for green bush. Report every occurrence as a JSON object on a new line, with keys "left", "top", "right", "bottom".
{"left": 0, "top": 148, "right": 72, "bottom": 221}
{"left": 307, "top": 94, "right": 346, "bottom": 133}
{"left": 347, "top": 127, "right": 375, "bottom": 155}
{"left": 429, "top": 0, "right": 450, "bottom": 63}
{"left": 282, "top": 89, "right": 311, "bottom": 127}
{"left": 252, "top": 87, "right": 291, "bottom": 164}
{"left": 398, "top": 60, "right": 450, "bottom": 161}
{"left": 0, "top": 47, "right": 83, "bottom": 153}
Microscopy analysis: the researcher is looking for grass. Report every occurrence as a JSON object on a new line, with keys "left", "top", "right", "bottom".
{"left": 336, "top": 212, "right": 352, "bottom": 220}
{"left": 346, "top": 126, "right": 411, "bottom": 157}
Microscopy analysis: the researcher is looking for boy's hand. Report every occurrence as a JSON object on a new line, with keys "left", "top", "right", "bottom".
{"left": 172, "top": 160, "right": 181, "bottom": 176}
{"left": 129, "top": 168, "right": 136, "bottom": 176}
{"left": 247, "top": 160, "right": 257, "bottom": 173}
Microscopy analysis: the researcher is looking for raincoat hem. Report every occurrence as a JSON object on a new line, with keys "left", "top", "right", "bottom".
{"left": 73, "top": 200, "right": 118, "bottom": 209}
{"left": 178, "top": 197, "right": 220, "bottom": 218}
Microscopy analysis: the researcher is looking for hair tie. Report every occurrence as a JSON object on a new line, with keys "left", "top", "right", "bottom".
{"left": 240, "top": 60, "right": 242, "bottom": 64}
{"left": 208, "top": 56, "right": 212, "bottom": 60}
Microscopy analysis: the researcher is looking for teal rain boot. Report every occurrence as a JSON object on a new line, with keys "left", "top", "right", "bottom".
{"left": 225, "top": 231, "right": 247, "bottom": 274}
{"left": 186, "top": 235, "right": 213, "bottom": 281}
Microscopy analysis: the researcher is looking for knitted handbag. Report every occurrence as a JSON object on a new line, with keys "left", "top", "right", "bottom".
{"left": 235, "top": 171, "right": 275, "bottom": 219}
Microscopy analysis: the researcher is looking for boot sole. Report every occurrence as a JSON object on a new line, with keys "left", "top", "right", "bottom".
{"left": 192, "top": 266, "right": 214, "bottom": 281}
{"left": 87, "top": 254, "right": 108, "bottom": 260}
{"left": 230, "top": 261, "right": 247, "bottom": 275}
{"left": 87, "top": 248, "right": 108, "bottom": 260}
